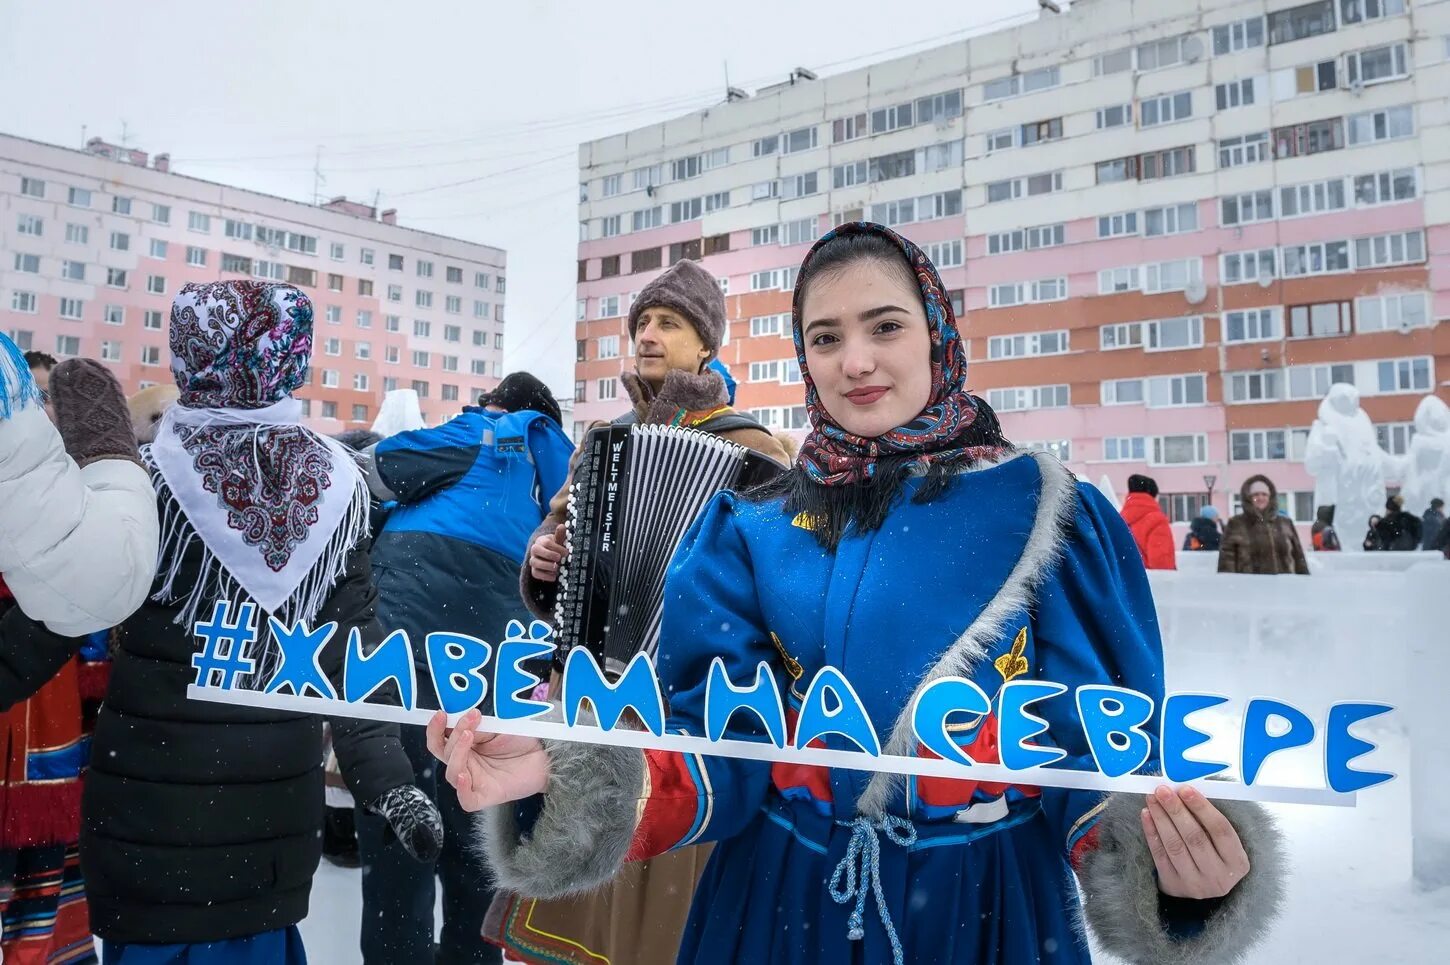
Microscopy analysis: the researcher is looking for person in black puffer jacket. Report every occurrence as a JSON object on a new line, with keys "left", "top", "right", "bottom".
{"left": 4, "top": 282, "right": 444, "bottom": 964}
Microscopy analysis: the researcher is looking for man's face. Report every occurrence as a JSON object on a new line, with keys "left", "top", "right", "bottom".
{"left": 632, "top": 307, "right": 708, "bottom": 388}
{"left": 30, "top": 365, "right": 53, "bottom": 421}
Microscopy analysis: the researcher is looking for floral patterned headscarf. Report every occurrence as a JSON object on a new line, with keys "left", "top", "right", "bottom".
{"left": 147, "top": 282, "right": 368, "bottom": 629}
{"left": 791, "top": 222, "right": 1007, "bottom": 487}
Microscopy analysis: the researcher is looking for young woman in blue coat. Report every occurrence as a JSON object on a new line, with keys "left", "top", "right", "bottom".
{"left": 429, "top": 223, "right": 1286, "bottom": 965}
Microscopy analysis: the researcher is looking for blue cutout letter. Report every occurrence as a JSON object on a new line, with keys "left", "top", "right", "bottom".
{"left": 561, "top": 649, "right": 665, "bottom": 736}
{"left": 1076, "top": 685, "right": 1155, "bottom": 778}
{"left": 1325, "top": 702, "right": 1395, "bottom": 793}
{"left": 998, "top": 680, "right": 1068, "bottom": 770}
{"left": 344, "top": 627, "right": 416, "bottom": 711}
{"left": 1161, "top": 693, "right": 1230, "bottom": 783}
{"left": 1241, "top": 698, "right": 1316, "bottom": 786}
{"left": 426, "top": 632, "right": 492, "bottom": 715}
{"left": 493, "top": 620, "right": 555, "bottom": 722}
{"left": 910, "top": 676, "right": 992, "bottom": 768}
{"left": 704, "top": 658, "right": 786, "bottom": 748}
{"left": 793, "top": 666, "right": 880, "bottom": 756}
{"left": 263, "top": 618, "right": 338, "bottom": 699}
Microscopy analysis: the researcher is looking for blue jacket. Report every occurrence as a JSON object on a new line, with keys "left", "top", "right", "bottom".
{"left": 374, "top": 408, "right": 572, "bottom": 564}
{"left": 370, "top": 409, "right": 573, "bottom": 689}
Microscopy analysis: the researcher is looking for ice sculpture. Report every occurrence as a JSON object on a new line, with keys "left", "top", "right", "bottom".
{"left": 1303, "top": 384, "right": 1391, "bottom": 553}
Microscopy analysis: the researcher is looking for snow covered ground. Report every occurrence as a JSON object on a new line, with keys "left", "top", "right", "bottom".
{"left": 299, "top": 562, "right": 1450, "bottom": 963}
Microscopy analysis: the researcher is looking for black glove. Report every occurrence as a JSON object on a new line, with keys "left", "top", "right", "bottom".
{"left": 365, "top": 784, "right": 444, "bottom": 864}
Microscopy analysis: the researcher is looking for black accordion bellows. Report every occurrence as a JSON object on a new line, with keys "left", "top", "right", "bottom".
{"left": 554, "top": 424, "right": 785, "bottom": 678}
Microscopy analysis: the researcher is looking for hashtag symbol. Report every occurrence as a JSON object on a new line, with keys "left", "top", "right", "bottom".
{"left": 191, "top": 600, "right": 259, "bottom": 689}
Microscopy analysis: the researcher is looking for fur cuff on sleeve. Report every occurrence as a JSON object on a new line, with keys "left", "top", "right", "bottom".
{"left": 1077, "top": 791, "right": 1287, "bottom": 965}
{"left": 477, "top": 735, "right": 645, "bottom": 899}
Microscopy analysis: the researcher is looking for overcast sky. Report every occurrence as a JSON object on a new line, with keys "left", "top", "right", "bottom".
{"left": 0, "top": 0, "right": 1045, "bottom": 395}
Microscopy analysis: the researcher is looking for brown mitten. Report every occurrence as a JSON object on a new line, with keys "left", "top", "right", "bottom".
{"left": 49, "top": 359, "right": 143, "bottom": 468}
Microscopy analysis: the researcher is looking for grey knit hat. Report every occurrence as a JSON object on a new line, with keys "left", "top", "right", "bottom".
{"left": 627, "top": 259, "right": 726, "bottom": 361}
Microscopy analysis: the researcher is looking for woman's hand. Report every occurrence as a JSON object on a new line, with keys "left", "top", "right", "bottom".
{"left": 425, "top": 709, "right": 551, "bottom": 812}
{"left": 1142, "top": 785, "right": 1252, "bottom": 900}
{"left": 528, "top": 524, "right": 568, "bottom": 583}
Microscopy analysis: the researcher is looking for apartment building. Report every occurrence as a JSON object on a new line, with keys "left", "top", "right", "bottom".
{"left": 574, "top": 0, "right": 1450, "bottom": 527}
{"left": 1, "top": 134, "right": 508, "bottom": 429}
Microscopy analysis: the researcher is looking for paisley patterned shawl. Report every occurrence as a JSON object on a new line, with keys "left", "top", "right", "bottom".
{"left": 147, "top": 281, "right": 368, "bottom": 629}
{"left": 791, "top": 222, "right": 1008, "bottom": 487}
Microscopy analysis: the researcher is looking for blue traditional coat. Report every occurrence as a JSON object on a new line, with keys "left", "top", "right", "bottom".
{"left": 625, "top": 451, "right": 1170, "bottom": 964}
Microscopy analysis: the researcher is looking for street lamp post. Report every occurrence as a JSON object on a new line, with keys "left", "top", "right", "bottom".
{"left": 1203, "top": 474, "right": 1217, "bottom": 513}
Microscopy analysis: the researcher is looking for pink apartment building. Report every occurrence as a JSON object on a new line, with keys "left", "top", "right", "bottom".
{"left": 2, "top": 134, "right": 509, "bottom": 430}
{"left": 573, "top": 0, "right": 1450, "bottom": 534}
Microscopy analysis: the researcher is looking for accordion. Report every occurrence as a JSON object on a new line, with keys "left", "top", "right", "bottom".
{"left": 554, "top": 424, "right": 786, "bottom": 677}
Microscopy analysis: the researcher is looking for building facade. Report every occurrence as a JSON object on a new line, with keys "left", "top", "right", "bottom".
{"left": 574, "top": 0, "right": 1450, "bottom": 529}
{"left": 2, "top": 134, "right": 508, "bottom": 429}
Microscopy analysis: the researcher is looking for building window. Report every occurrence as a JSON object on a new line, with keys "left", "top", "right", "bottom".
{"left": 1144, "top": 203, "right": 1198, "bottom": 236}
{"left": 1218, "top": 132, "right": 1270, "bottom": 169}
{"left": 1288, "top": 301, "right": 1353, "bottom": 338}
{"left": 1268, "top": 1, "right": 1336, "bottom": 45}
{"left": 1020, "top": 117, "right": 1063, "bottom": 146}
{"left": 1274, "top": 118, "right": 1345, "bottom": 158}
{"left": 1095, "top": 103, "right": 1133, "bottom": 130}
{"left": 144, "top": 310, "right": 162, "bottom": 330}
{"left": 1213, "top": 16, "right": 1265, "bottom": 54}
{"left": 1093, "top": 48, "right": 1133, "bottom": 76}
{"left": 444, "top": 266, "right": 462, "bottom": 283}
{"left": 1146, "top": 374, "right": 1206, "bottom": 407}
{"left": 65, "top": 223, "right": 89, "bottom": 244}
{"left": 182, "top": 246, "right": 206, "bottom": 267}
{"left": 416, "top": 290, "right": 433, "bottom": 308}
{"left": 356, "top": 340, "right": 372, "bottom": 360}
{"left": 1220, "top": 248, "right": 1277, "bottom": 285}
{"left": 597, "top": 335, "right": 620, "bottom": 359}
{"left": 982, "top": 66, "right": 1059, "bottom": 102}
{"left": 1137, "top": 35, "right": 1200, "bottom": 71}
{"left": 10, "top": 291, "right": 37, "bottom": 313}
{"left": 112, "top": 196, "right": 131, "bottom": 214}
{"left": 1342, "top": 0, "right": 1406, "bottom": 24}
{"left": 18, "top": 177, "right": 44, "bottom": 198}
{"left": 1098, "top": 267, "right": 1141, "bottom": 294}
{"left": 441, "top": 355, "right": 458, "bottom": 372}
{"left": 413, "top": 319, "right": 431, "bottom": 338}
{"left": 1357, "top": 292, "right": 1428, "bottom": 333}
{"left": 782, "top": 126, "right": 818, "bottom": 154}
{"left": 1151, "top": 435, "right": 1208, "bottom": 467}
{"left": 987, "top": 331, "right": 1069, "bottom": 359}
{"left": 16, "top": 214, "right": 42, "bottom": 237}
{"left": 1216, "top": 78, "right": 1259, "bottom": 110}
{"left": 1355, "top": 230, "right": 1425, "bottom": 268}
{"left": 1346, "top": 43, "right": 1409, "bottom": 88}
{"left": 1377, "top": 357, "right": 1432, "bottom": 393}
{"left": 1224, "top": 308, "right": 1282, "bottom": 343}
{"left": 61, "top": 260, "right": 86, "bottom": 281}
{"left": 924, "top": 240, "right": 964, "bottom": 269}
{"left": 106, "top": 267, "right": 128, "bottom": 288}
{"left": 986, "top": 385, "right": 1069, "bottom": 411}
{"left": 1139, "top": 91, "right": 1192, "bottom": 127}
{"left": 146, "top": 275, "right": 166, "bottom": 295}
{"left": 388, "top": 254, "right": 404, "bottom": 271}
{"left": 59, "top": 298, "right": 84, "bottom": 320}
{"left": 110, "top": 232, "right": 130, "bottom": 251}
{"left": 321, "top": 402, "right": 337, "bottom": 420}
{"left": 417, "top": 260, "right": 434, "bottom": 278}
{"left": 597, "top": 378, "right": 618, "bottom": 401}
{"left": 1104, "top": 437, "right": 1147, "bottom": 462}
{"left": 321, "top": 305, "right": 340, "bottom": 324}
{"left": 574, "top": 380, "right": 587, "bottom": 403}
{"left": 321, "top": 369, "right": 340, "bottom": 388}
{"left": 140, "top": 345, "right": 161, "bottom": 366}
{"left": 1347, "top": 105, "right": 1414, "bottom": 145}
{"left": 1282, "top": 242, "right": 1352, "bottom": 279}
{"left": 1220, "top": 190, "right": 1274, "bottom": 226}
{"left": 149, "top": 239, "right": 169, "bottom": 259}
{"left": 597, "top": 295, "right": 621, "bottom": 319}
{"left": 385, "top": 346, "right": 400, "bottom": 364}
{"left": 1232, "top": 429, "right": 1293, "bottom": 462}
{"left": 188, "top": 212, "right": 211, "bottom": 233}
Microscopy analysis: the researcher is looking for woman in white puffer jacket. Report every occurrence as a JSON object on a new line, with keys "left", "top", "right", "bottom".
{"left": 0, "top": 333, "right": 159, "bottom": 636}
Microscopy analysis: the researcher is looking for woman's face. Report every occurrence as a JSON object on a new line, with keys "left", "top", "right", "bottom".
{"left": 1248, "top": 483, "right": 1272, "bottom": 511}
{"left": 800, "top": 259, "right": 933, "bottom": 439}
